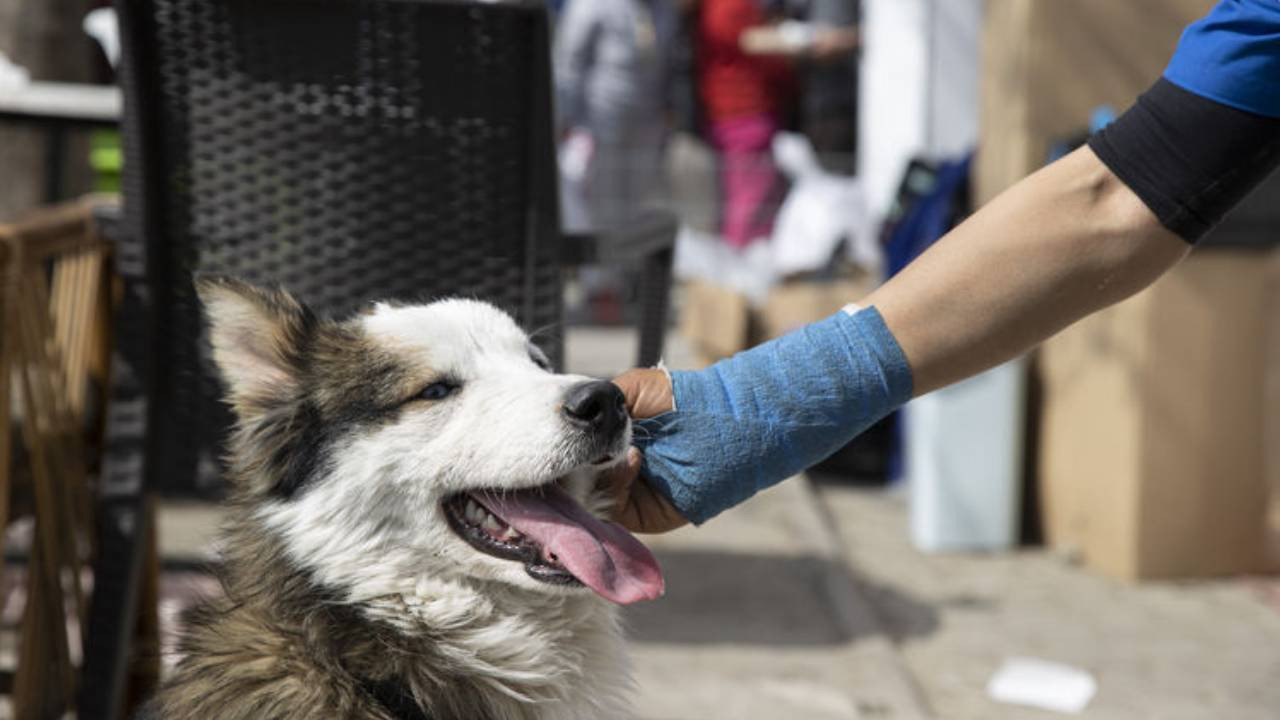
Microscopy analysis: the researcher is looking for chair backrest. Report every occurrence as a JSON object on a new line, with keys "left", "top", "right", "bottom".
{"left": 114, "top": 0, "right": 563, "bottom": 496}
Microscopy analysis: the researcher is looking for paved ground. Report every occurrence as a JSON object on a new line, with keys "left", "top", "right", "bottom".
{"left": 624, "top": 480, "right": 928, "bottom": 720}
{"left": 144, "top": 327, "right": 1280, "bottom": 719}
{"left": 817, "top": 485, "right": 1280, "bottom": 720}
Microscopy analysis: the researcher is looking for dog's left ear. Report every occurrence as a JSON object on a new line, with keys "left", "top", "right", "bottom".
{"left": 196, "top": 275, "right": 314, "bottom": 411}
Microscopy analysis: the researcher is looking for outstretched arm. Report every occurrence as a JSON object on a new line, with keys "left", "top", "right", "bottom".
{"left": 605, "top": 148, "right": 1183, "bottom": 533}
{"left": 606, "top": 0, "right": 1280, "bottom": 532}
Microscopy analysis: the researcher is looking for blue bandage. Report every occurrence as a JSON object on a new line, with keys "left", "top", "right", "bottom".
{"left": 633, "top": 307, "right": 913, "bottom": 524}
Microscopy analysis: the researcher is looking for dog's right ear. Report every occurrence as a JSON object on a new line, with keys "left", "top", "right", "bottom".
{"left": 196, "top": 275, "right": 315, "bottom": 411}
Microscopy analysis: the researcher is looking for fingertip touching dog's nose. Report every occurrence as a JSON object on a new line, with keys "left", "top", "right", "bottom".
{"left": 562, "top": 380, "right": 627, "bottom": 436}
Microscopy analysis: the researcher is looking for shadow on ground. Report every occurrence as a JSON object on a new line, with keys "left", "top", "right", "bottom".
{"left": 623, "top": 549, "right": 939, "bottom": 647}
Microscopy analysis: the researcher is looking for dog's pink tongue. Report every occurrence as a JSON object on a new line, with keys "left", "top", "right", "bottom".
{"left": 476, "top": 486, "right": 664, "bottom": 605}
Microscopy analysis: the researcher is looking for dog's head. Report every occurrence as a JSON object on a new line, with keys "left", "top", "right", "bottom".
{"left": 198, "top": 277, "right": 663, "bottom": 607}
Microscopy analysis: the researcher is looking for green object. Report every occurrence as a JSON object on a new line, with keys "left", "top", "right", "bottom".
{"left": 90, "top": 129, "right": 122, "bottom": 193}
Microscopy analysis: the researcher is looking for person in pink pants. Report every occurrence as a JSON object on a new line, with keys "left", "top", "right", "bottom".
{"left": 697, "top": 0, "right": 794, "bottom": 249}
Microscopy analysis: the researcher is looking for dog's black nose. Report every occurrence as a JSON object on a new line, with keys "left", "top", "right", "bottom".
{"left": 562, "top": 380, "right": 627, "bottom": 437}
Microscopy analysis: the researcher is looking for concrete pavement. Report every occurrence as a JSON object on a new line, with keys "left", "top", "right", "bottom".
{"left": 624, "top": 479, "right": 930, "bottom": 720}
{"left": 817, "top": 484, "right": 1280, "bottom": 720}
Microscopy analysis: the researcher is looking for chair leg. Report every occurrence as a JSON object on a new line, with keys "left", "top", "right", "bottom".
{"left": 635, "top": 245, "right": 674, "bottom": 368}
{"left": 77, "top": 494, "right": 152, "bottom": 720}
{"left": 13, "top": 535, "right": 73, "bottom": 720}
{"left": 126, "top": 501, "right": 161, "bottom": 711}
{"left": 80, "top": 266, "right": 153, "bottom": 720}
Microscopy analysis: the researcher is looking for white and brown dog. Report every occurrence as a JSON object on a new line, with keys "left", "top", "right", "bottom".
{"left": 140, "top": 277, "right": 664, "bottom": 720}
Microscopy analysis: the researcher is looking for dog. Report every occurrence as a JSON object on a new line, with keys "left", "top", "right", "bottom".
{"left": 139, "top": 277, "right": 664, "bottom": 720}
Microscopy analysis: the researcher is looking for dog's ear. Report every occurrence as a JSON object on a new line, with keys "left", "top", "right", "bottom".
{"left": 196, "top": 275, "right": 315, "bottom": 410}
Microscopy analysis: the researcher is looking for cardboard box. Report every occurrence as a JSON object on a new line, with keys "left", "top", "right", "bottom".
{"left": 677, "top": 279, "right": 752, "bottom": 364}
{"left": 1039, "top": 250, "right": 1280, "bottom": 580}
{"left": 755, "top": 272, "right": 878, "bottom": 342}
{"left": 679, "top": 273, "right": 879, "bottom": 366}
{"left": 977, "top": 0, "right": 1215, "bottom": 206}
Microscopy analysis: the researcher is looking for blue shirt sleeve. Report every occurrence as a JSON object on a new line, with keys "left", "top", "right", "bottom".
{"left": 1164, "top": 0, "right": 1280, "bottom": 118}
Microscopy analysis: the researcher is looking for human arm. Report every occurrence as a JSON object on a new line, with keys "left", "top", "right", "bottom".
{"left": 880, "top": 0, "right": 1280, "bottom": 391}
{"left": 609, "top": 122, "right": 1274, "bottom": 530}
{"left": 606, "top": 0, "right": 1280, "bottom": 530}
{"left": 740, "top": 22, "right": 859, "bottom": 60}
{"left": 605, "top": 148, "right": 1183, "bottom": 531}
{"left": 810, "top": 25, "right": 859, "bottom": 60}
{"left": 866, "top": 145, "right": 1186, "bottom": 395}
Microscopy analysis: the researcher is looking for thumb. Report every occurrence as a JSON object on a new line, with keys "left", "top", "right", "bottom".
{"left": 601, "top": 447, "right": 645, "bottom": 520}
{"left": 612, "top": 368, "right": 673, "bottom": 419}
{"left": 603, "top": 447, "right": 691, "bottom": 534}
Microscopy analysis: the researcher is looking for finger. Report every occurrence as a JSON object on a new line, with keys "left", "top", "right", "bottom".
{"left": 625, "top": 479, "right": 690, "bottom": 535}
{"left": 601, "top": 447, "right": 644, "bottom": 521}
{"left": 612, "top": 368, "right": 673, "bottom": 419}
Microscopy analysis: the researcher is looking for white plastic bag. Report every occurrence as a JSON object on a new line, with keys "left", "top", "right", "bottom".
{"left": 771, "top": 133, "right": 880, "bottom": 277}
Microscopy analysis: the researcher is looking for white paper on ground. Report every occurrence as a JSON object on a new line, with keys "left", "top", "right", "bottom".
{"left": 986, "top": 657, "right": 1097, "bottom": 714}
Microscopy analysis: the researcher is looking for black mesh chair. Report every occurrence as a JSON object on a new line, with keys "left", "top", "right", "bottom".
{"left": 79, "top": 1, "right": 674, "bottom": 717}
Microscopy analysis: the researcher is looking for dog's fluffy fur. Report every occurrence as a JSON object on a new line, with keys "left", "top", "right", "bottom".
{"left": 142, "top": 278, "right": 638, "bottom": 719}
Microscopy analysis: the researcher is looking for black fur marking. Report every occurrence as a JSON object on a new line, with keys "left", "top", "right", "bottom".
{"left": 263, "top": 349, "right": 408, "bottom": 500}
{"left": 360, "top": 678, "right": 435, "bottom": 720}
{"left": 266, "top": 400, "right": 332, "bottom": 500}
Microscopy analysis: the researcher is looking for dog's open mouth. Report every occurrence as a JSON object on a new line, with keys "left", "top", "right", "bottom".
{"left": 443, "top": 484, "right": 664, "bottom": 605}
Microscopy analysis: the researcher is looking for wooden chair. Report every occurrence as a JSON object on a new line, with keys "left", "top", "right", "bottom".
{"left": 0, "top": 198, "right": 141, "bottom": 719}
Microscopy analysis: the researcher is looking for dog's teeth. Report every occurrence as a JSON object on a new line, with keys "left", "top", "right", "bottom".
{"left": 500, "top": 527, "right": 521, "bottom": 541}
{"left": 465, "top": 500, "right": 483, "bottom": 524}
{"left": 482, "top": 515, "right": 503, "bottom": 533}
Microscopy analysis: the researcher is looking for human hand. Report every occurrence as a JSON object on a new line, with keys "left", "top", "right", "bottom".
{"left": 811, "top": 26, "right": 859, "bottom": 61}
{"left": 613, "top": 367, "right": 673, "bottom": 419}
{"left": 602, "top": 369, "right": 689, "bottom": 534}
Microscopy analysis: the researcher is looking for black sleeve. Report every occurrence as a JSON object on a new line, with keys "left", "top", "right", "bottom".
{"left": 1087, "top": 77, "right": 1280, "bottom": 243}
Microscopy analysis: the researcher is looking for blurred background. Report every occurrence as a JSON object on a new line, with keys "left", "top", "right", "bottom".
{"left": 1, "top": 0, "right": 1278, "bottom": 718}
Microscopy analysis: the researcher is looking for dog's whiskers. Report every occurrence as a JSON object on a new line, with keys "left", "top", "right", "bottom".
{"left": 628, "top": 426, "right": 654, "bottom": 442}
{"left": 526, "top": 321, "right": 563, "bottom": 344}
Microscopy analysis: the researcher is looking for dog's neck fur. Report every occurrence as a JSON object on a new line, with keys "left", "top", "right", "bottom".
{"left": 149, "top": 501, "right": 632, "bottom": 720}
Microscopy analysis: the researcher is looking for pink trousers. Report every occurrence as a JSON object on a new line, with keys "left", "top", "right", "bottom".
{"left": 709, "top": 114, "right": 781, "bottom": 249}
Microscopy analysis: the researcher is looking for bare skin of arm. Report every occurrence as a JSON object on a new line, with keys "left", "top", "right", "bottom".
{"left": 606, "top": 145, "right": 1189, "bottom": 533}
{"left": 866, "top": 145, "right": 1188, "bottom": 394}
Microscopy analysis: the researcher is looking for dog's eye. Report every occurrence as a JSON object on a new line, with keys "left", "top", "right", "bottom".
{"left": 417, "top": 381, "right": 458, "bottom": 402}
{"left": 528, "top": 348, "right": 551, "bottom": 371}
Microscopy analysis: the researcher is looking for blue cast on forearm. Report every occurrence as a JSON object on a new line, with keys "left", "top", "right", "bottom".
{"left": 632, "top": 307, "right": 913, "bottom": 524}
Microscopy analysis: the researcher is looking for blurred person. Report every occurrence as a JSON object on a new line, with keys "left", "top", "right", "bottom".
{"left": 555, "top": 0, "right": 680, "bottom": 231}
{"left": 697, "top": 0, "right": 795, "bottom": 249}
{"left": 555, "top": 0, "right": 681, "bottom": 324}
{"left": 602, "top": 0, "right": 1280, "bottom": 533}
{"left": 740, "top": 0, "right": 860, "bottom": 171}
